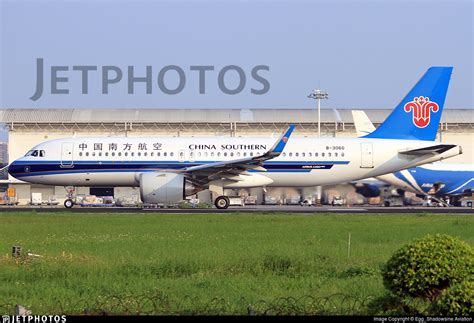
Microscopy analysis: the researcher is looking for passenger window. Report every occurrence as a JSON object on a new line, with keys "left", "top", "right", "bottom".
{"left": 315, "top": 152, "right": 318, "bottom": 157}
{"left": 230, "top": 152, "right": 234, "bottom": 157}
{"left": 198, "top": 152, "right": 202, "bottom": 157}
{"left": 164, "top": 152, "right": 167, "bottom": 157}
{"left": 289, "top": 152, "right": 292, "bottom": 157}
{"left": 170, "top": 152, "right": 173, "bottom": 157}
{"left": 250, "top": 152, "right": 253, "bottom": 157}
{"left": 217, "top": 152, "right": 221, "bottom": 157}
{"left": 105, "top": 152, "right": 108, "bottom": 157}
{"left": 223, "top": 152, "right": 227, "bottom": 157}
{"left": 79, "top": 152, "right": 83, "bottom": 157}
{"left": 302, "top": 152, "right": 305, "bottom": 157}
{"left": 211, "top": 152, "right": 215, "bottom": 157}
{"left": 322, "top": 152, "right": 325, "bottom": 157}
{"left": 282, "top": 152, "right": 286, "bottom": 157}
{"left": 308, "top": 152, "right": 312, "bottom": 157}
{"left": 341, "top": 152, "right": 345, "bottom": 157}
{"left": 144, "top": 152, "right": 148, "bottom": 157}
{"left": 150, "top": 152, "right": 154, "bottom": 157}
{"left": 85, "top": 152, "right": 89, "bottom": 157}
{"left": 335, "top": 152, "right": 338, "bottom": 157}
{"left": 137, "top": 152, "right": 141, "bottom": 157}
{"left": 243, "top": 152, "right": 247, "bottom": 157}
{"left": 124, "top": 152, "right": 128, "bottom": 157}
{"left": 111, "top": 152, "right": 115, "bottom": 157}
{"left": 157, "top": 152, "right": 160, "bottom": 157}
{"left": 204, "top": 152, "right": 208, "bottom": 157}
{"left": 328, "top": 152, "right": 331, "bottom": 157}
{"left": 98, "top": 152, "right": 102, "bottom": 157}
{"left": 118, "top": 152, "right": 122, "bottom": 157}
{"left": 295, "top": 152, "right": 299, "bottom": 157}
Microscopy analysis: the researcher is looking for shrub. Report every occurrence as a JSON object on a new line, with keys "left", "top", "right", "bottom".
{"left": 382, "top": 234, "right": 474, "bottom": 300}
{"left": 430, "top": 281, "right": 474, "bottom": 316}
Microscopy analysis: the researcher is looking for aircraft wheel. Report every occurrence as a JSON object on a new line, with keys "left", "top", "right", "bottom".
{"left": 215, "top": 196, "right": 230, "bottom": 209}
{"left": 64, "top": 199, "right": 74, "bottom": 208}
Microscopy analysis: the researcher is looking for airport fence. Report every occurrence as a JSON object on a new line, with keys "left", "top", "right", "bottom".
{"left": 0, "top": 292, "right": 432, "bottom": 315}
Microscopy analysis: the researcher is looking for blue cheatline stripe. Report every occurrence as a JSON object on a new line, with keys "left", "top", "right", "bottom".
{"left": 10, "top": 160, "right": 350, "bottom": 177}
{"left": 14, "top": 169, "right": 315, "bottom": 177}
{"left": 12, "top": 160, "right": 350, "bottom": 165}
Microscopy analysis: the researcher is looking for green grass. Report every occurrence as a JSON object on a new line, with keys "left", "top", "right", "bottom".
{"left": 0, "top": 212, "right": 472, "bottom": 315}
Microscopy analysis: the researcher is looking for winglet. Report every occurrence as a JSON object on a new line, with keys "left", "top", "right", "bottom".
{"left": 267, "top": 124, "right": 295, "bottom": 157}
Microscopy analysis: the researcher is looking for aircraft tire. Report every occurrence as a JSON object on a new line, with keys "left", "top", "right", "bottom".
{"left": 215, "top": 196, "right": 230, "bottom": 209}
{"left": 64, "top": 199, "right": 74, "bottom": 208}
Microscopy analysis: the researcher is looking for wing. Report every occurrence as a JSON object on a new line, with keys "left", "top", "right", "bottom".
{"left": 181, "top": 125, "right": 295, "bottom": 184}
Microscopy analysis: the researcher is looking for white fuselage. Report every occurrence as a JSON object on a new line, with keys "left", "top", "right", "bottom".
{"left": 9, "top": 136, "right": 461, "bottom": 188}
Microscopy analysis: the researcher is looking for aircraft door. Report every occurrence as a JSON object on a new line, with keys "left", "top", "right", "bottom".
{"left": 61, "top": 142, "right": 74, "bottom": 168}
{"left": 360, "top": 143, "right": 374, "bottom": 168}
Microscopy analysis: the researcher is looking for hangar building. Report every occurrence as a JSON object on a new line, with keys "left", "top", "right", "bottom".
{"left": 0, "top": 108, "right": 472, "bottom": 205}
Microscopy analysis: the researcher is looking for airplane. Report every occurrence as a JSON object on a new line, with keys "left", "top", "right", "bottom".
{"left": 352, "top": 109, "right": 473, "bottom": 205}
{"left": 7, "top": 66, "right": 462, "bottom": 209}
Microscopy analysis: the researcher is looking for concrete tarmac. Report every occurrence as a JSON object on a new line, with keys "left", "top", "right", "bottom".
{"left": 0, "top": 205, "right": 472, "bottom": 214}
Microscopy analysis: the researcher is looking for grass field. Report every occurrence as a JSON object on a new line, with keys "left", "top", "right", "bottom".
{"left": 0, "top": 211, "right": 473, "bottom": 315}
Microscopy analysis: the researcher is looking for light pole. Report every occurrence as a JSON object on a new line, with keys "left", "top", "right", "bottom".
{"left": 307, "top": 89, "right": 329, "bottom": 137}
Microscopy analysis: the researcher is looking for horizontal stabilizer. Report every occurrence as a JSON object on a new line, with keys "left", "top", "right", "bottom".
{"left": 399, "top": 144, "right": 457, "bottom": 156}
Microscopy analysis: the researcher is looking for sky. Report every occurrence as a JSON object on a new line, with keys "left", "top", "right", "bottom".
{"left": 0, "top": 0, "right": 473, "bottom": 111}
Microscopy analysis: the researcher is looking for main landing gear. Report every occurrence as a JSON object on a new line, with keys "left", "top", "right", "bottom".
{"left": 214, "top": 196, "right": 230, "bottom": 209}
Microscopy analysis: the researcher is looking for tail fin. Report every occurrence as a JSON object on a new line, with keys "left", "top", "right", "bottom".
{"left": 365, "top": 67, "right": 453, "bottom": 141}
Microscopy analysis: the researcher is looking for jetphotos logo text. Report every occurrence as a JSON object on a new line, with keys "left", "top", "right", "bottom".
{"left": 403, "top": 96, "right": 439, "bottom": 128}
{"left": 30, "top": 58, "right": 270, "bottom": 101}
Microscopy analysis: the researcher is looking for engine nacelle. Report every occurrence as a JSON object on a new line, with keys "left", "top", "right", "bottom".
{"left": 139, "top": 172, "right": 201, "bottom": 204}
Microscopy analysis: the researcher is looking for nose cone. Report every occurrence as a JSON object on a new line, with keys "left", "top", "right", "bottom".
{"left": 7, "top": 160, "right": 21, "bottom": 179}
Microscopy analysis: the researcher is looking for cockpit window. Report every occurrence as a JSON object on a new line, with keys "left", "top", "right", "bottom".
{"left": 25, "top": 150, "right": 45, "bottom": 157}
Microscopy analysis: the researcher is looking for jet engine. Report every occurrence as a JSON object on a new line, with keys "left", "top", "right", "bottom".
{"left": 139, "top": 172, "right": 202, "bottom": 204}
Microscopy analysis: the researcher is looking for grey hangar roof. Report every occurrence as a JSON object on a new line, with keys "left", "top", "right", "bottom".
{"left": 0, "top": 108, "right": 472, "bottom": 124}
